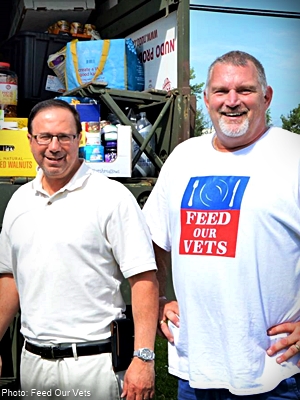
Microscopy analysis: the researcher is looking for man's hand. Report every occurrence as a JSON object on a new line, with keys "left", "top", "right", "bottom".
{"left": 157, "top": 298, "right": 180, "bottom": 343}
{"left": 121, "top": 357, "right": 155, "bottom": 399}
{"left": 267, "top": 321, "right": 300, "bottom": 366}
{"left": 125, "top": 270, "right": 158, "bottom": 399}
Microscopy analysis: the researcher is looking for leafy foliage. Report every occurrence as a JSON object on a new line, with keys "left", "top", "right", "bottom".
{"left": 190, "top": 67, "right": 209, "bottom": 136}
{"left": 266, "top": 108, "right": 272, "bottom": 126}
{"left": 281, "top": 104, "right": 300, "bottom": 134}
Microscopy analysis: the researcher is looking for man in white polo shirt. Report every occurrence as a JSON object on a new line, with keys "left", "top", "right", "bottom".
{"left": 0, "top": 99, "right": 158, "bottom": 400}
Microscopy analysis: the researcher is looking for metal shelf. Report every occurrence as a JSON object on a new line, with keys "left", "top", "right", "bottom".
{"left": 64, "top": 84, "right": 178, "bottom": 172}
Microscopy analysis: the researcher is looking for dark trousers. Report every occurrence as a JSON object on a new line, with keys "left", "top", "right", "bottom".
{"left": 178, "top": 375, "right": 300, "bottom": 400}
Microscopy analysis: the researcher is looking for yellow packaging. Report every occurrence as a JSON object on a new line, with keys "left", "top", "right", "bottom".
{"left": 4, "top": 117, "right": 28, "bottom": 129}
{"left": 79, "top": 129, "right": 86, "bottom": 147}
{"left": 0, "top": 129, "right": 37, "bottom": 177}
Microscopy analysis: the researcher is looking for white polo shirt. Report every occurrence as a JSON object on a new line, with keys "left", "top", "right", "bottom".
{"left": 0, "top": 162, "right": 157, "bottom": 344}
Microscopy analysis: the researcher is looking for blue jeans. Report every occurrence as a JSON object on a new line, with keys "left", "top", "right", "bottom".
{"left": 178, "top": 375, "right": 300, "bottom": 400}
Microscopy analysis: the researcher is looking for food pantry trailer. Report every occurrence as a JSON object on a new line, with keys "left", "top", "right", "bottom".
{"left": 0, "top": 0, "right": 194, "bottom": 219}
{"left": 0, "top": 0, "right": 193, "bottom": 391}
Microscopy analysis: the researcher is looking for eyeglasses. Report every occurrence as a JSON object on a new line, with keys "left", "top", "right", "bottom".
{"left": 32, "top": 134, "right": 78, "bottom": 145}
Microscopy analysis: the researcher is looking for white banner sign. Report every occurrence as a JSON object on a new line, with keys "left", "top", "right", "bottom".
{"left": 128, "top": 11, "right": 177, "bottom": 91}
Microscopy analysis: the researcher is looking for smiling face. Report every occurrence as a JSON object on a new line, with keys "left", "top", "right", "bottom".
{"left": 204, "top": 61, "right": 273, "bottom": 151}
{"left": 28, "top": 106, "right": 82, "bottom": 194}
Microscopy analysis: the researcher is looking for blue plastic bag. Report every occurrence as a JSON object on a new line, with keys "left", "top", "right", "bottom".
{"left": 65, "top": 39, "right": 144, "bottom": 91}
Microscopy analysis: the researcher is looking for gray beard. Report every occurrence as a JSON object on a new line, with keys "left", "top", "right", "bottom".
{"left": 218, "top": 117, "right": 249, "bottom": 138}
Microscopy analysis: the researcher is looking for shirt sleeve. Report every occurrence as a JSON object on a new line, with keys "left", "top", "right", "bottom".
{"left": 142, "top": 161, "right": 172, "bottom": 252}
{"left": 106, "top": 185, "right": 157, "bottom": 279}
{"left": 0, "top": 201, "right": 14, "bottom": 274}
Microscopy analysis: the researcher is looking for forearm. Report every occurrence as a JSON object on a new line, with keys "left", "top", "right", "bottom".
{"left": 0, "top": 274, "right": 19, "bottom": 341}
{"left": 153, "top": 242, "right": 171, "bottom": 297}
{"left": 152, "top": 243, "right": 179, "bottom": 342}
{"left": 129, "top": 270, "right": 159, "bottom": 349}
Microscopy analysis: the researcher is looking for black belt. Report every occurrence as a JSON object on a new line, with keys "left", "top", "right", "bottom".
{"left": 25, "top": 340, "right": 111, "bottom": 360}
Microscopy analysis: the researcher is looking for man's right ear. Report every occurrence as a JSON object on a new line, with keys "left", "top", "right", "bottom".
{"left": 203, "top": 90, "right": 210, "bottom": 111}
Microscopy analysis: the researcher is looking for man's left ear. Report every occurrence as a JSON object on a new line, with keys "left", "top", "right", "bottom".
{"left": 265, "top": 86, "right": 273, "bottom": 107}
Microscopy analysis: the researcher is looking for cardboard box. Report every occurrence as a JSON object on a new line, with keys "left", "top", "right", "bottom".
{"left": 4, "top": 118, "right": 28, "bottom": 130}
{"left": 81, "top": 125, "right": 132, "bottom": 178}
{"left": 128, "top": 11, "right": 177, "bottom": 91}
{"left": 9, "top": 0, "right": 95, "bottom": 38}
{"left": 55, "top": 96, "right": 101, "bottom": 122}
{"left": 0, "top": 129, "right": 37, "bottom": 177}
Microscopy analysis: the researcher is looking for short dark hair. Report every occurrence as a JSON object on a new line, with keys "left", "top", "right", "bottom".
{"left": 206, "top": 50, "right": 268, "bottom": 94}
{"left": 27, "top": 99, "right": 82, "bottom": 135}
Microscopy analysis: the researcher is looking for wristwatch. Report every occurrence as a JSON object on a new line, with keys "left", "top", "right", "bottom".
{"left": 133, "top": 348, "right": 155, "bottom": 361}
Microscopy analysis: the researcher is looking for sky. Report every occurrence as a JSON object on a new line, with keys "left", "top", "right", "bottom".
{"left": 190, "top": 0, "right": 300, "bottom": 127}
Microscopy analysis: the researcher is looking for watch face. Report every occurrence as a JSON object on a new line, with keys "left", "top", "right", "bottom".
{"left": 141, "top": 348, "right": 152, "bottom": 360}
{"left": 134, "top": 348, "right": 155, "bottom": 361}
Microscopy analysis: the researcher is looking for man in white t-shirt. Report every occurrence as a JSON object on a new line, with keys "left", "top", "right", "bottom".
{"left": 143, "top": 51, "right": 300, "bottom": 399}
{"left": 0, "top": 99, "right": 158, "bottom": 400}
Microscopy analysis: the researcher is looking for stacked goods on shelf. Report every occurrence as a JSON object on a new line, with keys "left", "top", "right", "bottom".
{"left": 0, "top": 1, "right": 146, "bottom": 178}
{"left": 8, "top": 0, "right": 96, "bottom": 39}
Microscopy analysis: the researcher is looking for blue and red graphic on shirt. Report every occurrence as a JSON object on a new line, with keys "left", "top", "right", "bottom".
{"left": 180, "top": 176, "right": 249, "bottom": 257}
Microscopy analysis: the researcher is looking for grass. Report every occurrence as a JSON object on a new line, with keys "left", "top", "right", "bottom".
{"left": 121, "top": 281, "right": 179, "bottom": 398}
{"left": 154, "top": 336, "right": 178, "bottom": 399}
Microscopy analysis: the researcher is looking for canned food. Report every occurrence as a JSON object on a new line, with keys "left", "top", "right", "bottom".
{"left": 84, "top": 24, "right": 96, "bottom": 36}
{"left": 48, "top": 23, "right": 59, "bottom": 34}
{"left": 47, "top": 24, "right": 56, "bottom": 34}
{"left": 70, "top": 22, "right": 83, "bottom": 34}
{"left": 56, "top": 20, "right": 70, "bottom": 33}
{"left": 86, "top": 121, "right": 100, "bottom": 133}
{"left": 104, "top": 141, "right": 117, "bottom": 163}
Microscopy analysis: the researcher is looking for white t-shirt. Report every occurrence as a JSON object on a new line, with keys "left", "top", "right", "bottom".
{"left": 0, "top": 162, "right": 157, "bottom": 344}
{"left": 143, "top": 127, "right": 300, "bottom": 394}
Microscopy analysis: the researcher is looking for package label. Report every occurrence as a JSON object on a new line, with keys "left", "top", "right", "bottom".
{"left": 0, "top": 83, "right": 18, "bottom": 105}
{"left": 0, "top": 129, "right": 37, "bottom": 177}
{"left": 45, "top": 75, "right": 66, "bottom": 93}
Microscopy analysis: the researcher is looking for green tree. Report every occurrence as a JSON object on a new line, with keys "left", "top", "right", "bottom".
{"left": 266, "top": 108, "right": 272, "bottom": 126}
{"left": 281, "top": 104, "right": 300, "bottom": 134}
{"left": 190, "top": 68, "right": 209, "bottom": 136}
